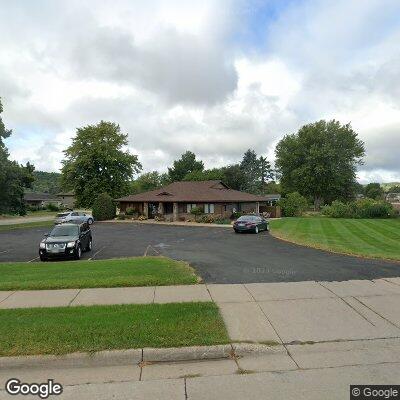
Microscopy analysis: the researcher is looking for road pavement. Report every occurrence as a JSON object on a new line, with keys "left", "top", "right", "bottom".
{"left": 0, "top": 223, "right": 399, "bottom": 283}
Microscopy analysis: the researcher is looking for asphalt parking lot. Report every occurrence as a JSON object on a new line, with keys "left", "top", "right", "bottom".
{"left": 0, "top": 222, "right": 399, "bottom": 283}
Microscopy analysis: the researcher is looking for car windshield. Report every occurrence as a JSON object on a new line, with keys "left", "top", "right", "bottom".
{"left": 50, "top": 225, "right": 79, "bottom": 237}
{"left": 237, "top": 216, "right": 259, "bottom": 222}
{"left": 56, "top": 213, "right": 69, "bottom": 217}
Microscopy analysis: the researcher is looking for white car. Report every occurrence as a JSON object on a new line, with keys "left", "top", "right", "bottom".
{"left": 55, "top": 211, "right": 94, "bottom": 225}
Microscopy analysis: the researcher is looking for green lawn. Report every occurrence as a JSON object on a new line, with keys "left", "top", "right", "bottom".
{"left": 0, "top": 220, "right": 54, "bottom": 231}
{"left": 270, "top": 217, "right": 400, "bottom": 261}
{"left": 0, "top": 302, "right": 229, "bottom": 356}
{"left": 0, "top": 257, "right": 199, "bottom": 291}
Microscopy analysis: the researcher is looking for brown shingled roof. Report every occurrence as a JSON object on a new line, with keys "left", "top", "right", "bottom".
{"left": 116, "top": 180, "right": 280, "bottom": 203}
{"left": 24, "top": 192, "right": 59, "bottom": 201}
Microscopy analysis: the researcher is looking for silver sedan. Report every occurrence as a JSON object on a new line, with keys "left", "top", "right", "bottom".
{"left": 55, "top": 211, "right": 94, "bottom": 225}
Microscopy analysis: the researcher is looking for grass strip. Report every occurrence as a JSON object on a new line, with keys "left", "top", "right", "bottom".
{"left": 0, "top": 256, "right": 199, "bottom": 290}
{"left": 0, "top": 302, "right": 229, "bottom": 356}
{"left": 0, "top": 221, "right": 54, "bottom": 231}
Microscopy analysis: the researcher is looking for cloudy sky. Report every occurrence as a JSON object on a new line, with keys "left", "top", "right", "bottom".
{"left": 1, "top": 0, "right": 399, "bottom": 183}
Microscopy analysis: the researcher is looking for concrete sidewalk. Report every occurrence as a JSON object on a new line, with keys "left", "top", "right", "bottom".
{"left": 0, "top": 340, "right": 399, "bottom": 399}
{"left": 1, "top": 278, "right": 400, "bottom": 345}
{"left": 1, "top": 278, "right": 400, "bottom": 399}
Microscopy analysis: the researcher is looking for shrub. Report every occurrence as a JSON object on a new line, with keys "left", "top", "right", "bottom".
{"left": 18, "top": 204, "right": 27, "bottom": 216}
{"left": 197, "top": 214, "right": 216, "bottom": 223}
{"left": 355, "top": 199, "right": 393, "bottom": 218}
{"left": 322, "top": 200, "right": 355, "bottom": 218}
{"left": 322, "top": 199, "right": 394, "bottom": 218}
{"left": 230, "top": 211, "right": 242, "bottom": 220}
{"left": 190, "top": 206, "right": 203, "bottom": 216}
{"left": 190, "top": 206, "right": 203, "bottom": 222}
{"left": 46, "top": 203, "right": 60, "bottom": 212}
{"left": 117, "top": 213, "right": 126, "bottom": 220}
{"left": 125, "top": 207, "right": 135, "bottom": 216}
{"left": 279, "top": 192, "right": 308, "bottom": 217}
{"left": 92, "top": 193, "right": 116, "bottom": 221}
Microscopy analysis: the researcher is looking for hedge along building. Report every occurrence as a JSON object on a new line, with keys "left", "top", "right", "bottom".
{"left": 116, "top": 180, "right": 281, "bottom": 221}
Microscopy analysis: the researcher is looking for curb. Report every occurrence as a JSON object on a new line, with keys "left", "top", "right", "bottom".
{"left": 142, "top": 344, "right": 233, "bottom": 362}
{"left": 0, "top": 349, "right": 142, "bottom": 369}
{"left": 0, "top": 343, "right": 282, "bottom": 369}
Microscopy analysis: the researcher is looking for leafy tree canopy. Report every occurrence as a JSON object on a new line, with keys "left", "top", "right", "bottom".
{"left": 61, "top": 121, "right": 141, "bottom": 207}
{"left": 183, "top": 168, "right": 224, "bottom": 181}
{"left": 275, "top": 120, "right": 365, "bottom": 209}
{"left": 388, "top": 185, "right": 400, "bottom": 193}
{"left": 364, "top": 182, "right": 384, "bottom": 200}
{"left": 263, "top": 181, "right": 281, "bottom": 195}
{"left": 0, "top": 98, "right": 35, "bottom": 215}
{"left": 168, "top": 151, "right": 204, "bottom": 182}
{"left": 130, "top": 171, "right": 169, "bottom": 193}
{"left": 279, "top": 192, "right": 308, "bottom": 217}
{"left": 219, "top": 164, "right": 247, "bottom": 191}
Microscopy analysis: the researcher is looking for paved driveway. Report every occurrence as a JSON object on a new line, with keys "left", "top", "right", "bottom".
{"left": 0, "top": 222, "right": 399, "bottom": 283}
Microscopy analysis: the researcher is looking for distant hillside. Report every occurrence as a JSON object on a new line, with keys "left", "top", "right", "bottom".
{"left": 26, "top": 171, "right": 62, "bottom": 194}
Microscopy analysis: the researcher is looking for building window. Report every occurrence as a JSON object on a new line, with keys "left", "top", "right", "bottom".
{"left": 204, "top": 203, "right": 214, "bottom": 214}
{"left": 186, "top": 203, "right": 197, "bottom": 213}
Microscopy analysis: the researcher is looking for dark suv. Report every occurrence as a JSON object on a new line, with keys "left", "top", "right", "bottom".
{"left": 39, "top": 222, "right": 92, "bottom": 261}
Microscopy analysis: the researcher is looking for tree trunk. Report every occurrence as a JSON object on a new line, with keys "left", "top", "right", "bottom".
{"left": 314, "top": 196, "right": 323, "bottom": 211}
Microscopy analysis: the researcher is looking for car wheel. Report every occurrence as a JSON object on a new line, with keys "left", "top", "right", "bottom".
{"left": 254, "top": 226, "right": 259, "bottom": 234}
{"left": 40, "top": 255, "right": 47, "bottom": 262}
{"left": 234, "top": 229, "right": 239, "bottom": 233}
{"left": 87, "top": 218, "right": 93, "bottom": 225}
{"left": 75, "top": 245, "right": 82, "bottom": 260}
{"left": 86, "top": 239, "right": 92, "bottom": 252}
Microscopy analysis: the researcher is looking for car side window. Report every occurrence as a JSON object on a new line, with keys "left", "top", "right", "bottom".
{"left": 71, "top": 212, "right": 78, "bottom": 216}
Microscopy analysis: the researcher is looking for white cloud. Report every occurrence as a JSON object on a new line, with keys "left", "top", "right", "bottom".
{"left": 1, "top": 0, "right": 400, "bottom": 183}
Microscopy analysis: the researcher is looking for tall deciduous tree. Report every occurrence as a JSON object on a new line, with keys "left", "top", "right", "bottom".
{"left": 130, "top": 171, "right": 168, "bottom": 193}
{"left": 168, "top": 151, "right": 204, "bottom": 182}
{"left": 220, "top": 164, "right": 247, "bottom": 190}
{"left": 61, "top": 121, "right": 141, "bottom": 207}
{"left": 0, "top": 98, "right": 35, "bottom": 215}
{"left": 364, "top": 183, "right": 384, "bottom": 200}
{"left": 183, "top": 168, "right": 224, "bottom": 181}
{"left": 275, "top": 120, "right": 365, "bottom": 209}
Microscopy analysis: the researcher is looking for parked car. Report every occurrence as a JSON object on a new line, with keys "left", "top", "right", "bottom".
{"left": 55, "top": 211, "right": 94, "bottom": 225}
{"left": 39, "top": 222, "right": 92, "bottom": 261}
{"left": 233, "top": 215, "right": 269, "bottom": 234}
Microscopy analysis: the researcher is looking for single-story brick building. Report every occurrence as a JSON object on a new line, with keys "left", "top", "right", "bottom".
{"left": 116, "top": 180, "right": 280, "bottom": 220}
{"left": 56, "top": 191, "right": 76, "bottom": 208}
{"left": 23, "top": 193, "right": 62, "bottom": 208}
